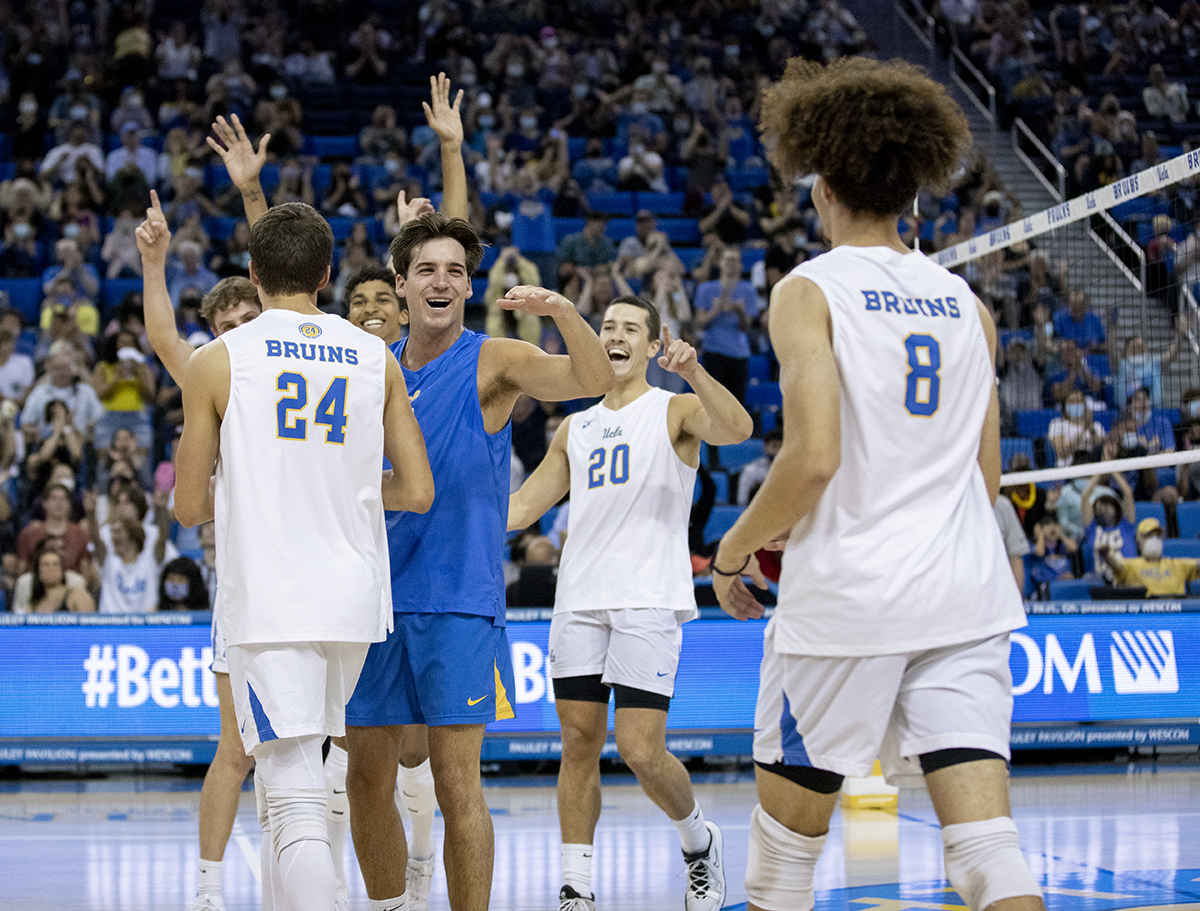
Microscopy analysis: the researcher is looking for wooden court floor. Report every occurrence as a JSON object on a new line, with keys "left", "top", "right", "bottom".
{"left": 2, "top": 763, "right": 1199, "bottom": 911}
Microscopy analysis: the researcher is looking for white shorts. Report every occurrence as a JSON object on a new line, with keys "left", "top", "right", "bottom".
{"left": 753, "top": 619, "right": 1013, "bottom": 784}
{"left": 227, "top": 641, "right": 370, "bottom": 755}
{"left": 210, "top": 610, "right": 229, "bottom": 675}
{"left": 549, "top": 608, "right": 684, "bottom": 698}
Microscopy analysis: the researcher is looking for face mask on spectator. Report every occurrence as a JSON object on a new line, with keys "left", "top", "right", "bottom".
{"left": 1190, "top": 401, "right": 1200, "bottom": 418}
{"left": 506, "top": 63, "right": 525, "bottom": 78}
{"left": 1142, "top": 536, "right": 1163, "bottom": 559}
{"left": 520, "top": 115, "right": 538, "bottom": 130}
{"left": 629, "top": 143, "right": 646, "bottom": 156}
{"left": 1065, "top": 402, "right": 1084, "bottom": 419}
{"left": 63, "top": 223, "right": 81, "bottom": 239}
{"left": 384, "top": 158, "right": 402, "bottom": 174}
{"left": 13, "top": 224, "right": 32, "bottom": 240}
{"left": 461, "top": 71, "right": 477, "bottom": 86}
{"left": 129, "top": 94, "right": 144, "bottom": 107}
{"left": 1126, "top": 354, "right": 1148, "bottom": 369}
{"left": 270, "top": 85, "right": 287, "bottom": 100}
{"left": 1122, "top": 432, "right": 1139, "bottom": 450}
{"left": 673, "top": 117, "right": 690, "bottom": 133}
{"left": 630, "top": 102, "right": 649, "bottom": 114}
{"left": 652, "top": 61, "right": 668, "bottom": 74}
{"left": 165, "top": 581, "right": 190, "bottom": 601}
{"left": 20, "top": 99, "right": 37, "bottom": 114}
{"left": 573, "top": 84, "right": 589, "bottom": 98}
{"left": 70, "top": 105, "right": 89, "bottom": 120}
{"left": 759, "top": 23, "right": 776, "bottom": 36}
{"left": 479, "top": 114, "right": 496, "bottom": 129}
{"left": 724, "top": 44, "right": 740, "bottom": 57}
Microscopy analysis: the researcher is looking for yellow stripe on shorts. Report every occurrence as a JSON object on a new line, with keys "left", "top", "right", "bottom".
{"left": 494, "top": 661, "right": 515, "bottom": 721}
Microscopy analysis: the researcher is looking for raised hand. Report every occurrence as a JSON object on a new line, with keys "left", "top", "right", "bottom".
{"left": 657, "top": 325, "right": 698, "bottom": 379}
{"left": 395, "top": 188, "right": 436, "bottom": 228}
{"left": 423, "top": 72, "right": 464, "bottom": 146}
{"left": 206, "top": 114, "right": 270, "bottom": 190}
{"left": 501, "top": 285, "right": 572, "bottom": 318}
{"left": 135, "top": 190, "right": 172, "bottom": 267}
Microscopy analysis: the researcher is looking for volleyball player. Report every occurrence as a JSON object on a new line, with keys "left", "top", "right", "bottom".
{"left": 712, "top": 58, "right": 1045, "bottom": 911}
{"left": 343, "top": 211, "right": 613, "bottom": 911}
{"left": 509, "top": 296, "right": 752, "bottom": 911}
{"left": 174, "top": 201, "right": 433, "bottom": 911}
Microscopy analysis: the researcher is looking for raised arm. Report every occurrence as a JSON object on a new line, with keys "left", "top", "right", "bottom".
{"left": 712, "top": 275, "right": 841, "bottom": 620}
{"left": 509, "top": 415, "right": 572, "bottom": 532}
{"left": 663, "top": 326, "right": 753, "bottom": 449}
{"left": 207, "top": 114, "right": 270, "bottom": 227}
{"left": 175, "top": 342, "right": 229, "bottom": 528}
{"left": 976, "top": 299, "right": 1002, "bottom": 503}
{"left": 423, "top": 73, "right": 468, "bottom": 222}
{"left": 1109, "top": 468, "right": 1136, "bottom": 523}
{"left": 136, "top": 190, "right": 194, "bottom": 384}
{"left": 152, "top": 488, "right": 171, "bottom": 564}
{"left": 381, "top": 352, "right": 434, "bottom": 513}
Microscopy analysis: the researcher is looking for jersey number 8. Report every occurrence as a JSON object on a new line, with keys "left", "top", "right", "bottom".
{"left": 903, "top": 334, "right": 941, "bottom": 417}
{"left": 276, "top": 372, "right": 349, "bottom": 444}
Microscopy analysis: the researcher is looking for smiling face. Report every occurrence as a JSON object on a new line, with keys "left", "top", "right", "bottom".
{"left": 348, "top": 279, "right": 406, "bottom": 344}
{"left": 37, "top": 550, "right": 65, "bottom": 586}
{"left": 211, "top": 300, "right": 259, "bottom": 337}
{"left": 396, "top": 237, "right": 472, "bottom": 336}
{"left": 600, "top": 302, "right": 659, "bottom": 382}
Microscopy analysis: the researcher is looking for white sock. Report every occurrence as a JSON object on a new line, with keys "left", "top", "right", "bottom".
{"left": 561, "top": 843, "right": 594, "bottom": 896}
{"left": 369, "top": 897, "right": 408, "bottom": 911}
{"left": 196, "top": 858, "right": 223, "bottom": 900}
{"left": 397, "top": 758, "right": 437, "bottom": 861}
{"left": 673, "top": 801, "right": 711, "bottom": 855}
{"left": 324, "top": 743, "right": 350, "bottom": 891}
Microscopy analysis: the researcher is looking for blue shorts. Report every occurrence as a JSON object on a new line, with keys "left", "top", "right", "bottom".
{"left": 346, "top": 612, "right": 516, "bottom": 727}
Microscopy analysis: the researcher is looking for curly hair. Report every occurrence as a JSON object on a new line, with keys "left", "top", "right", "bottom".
{"left": 200, "top": 277, "right": 259, "bottom": 325}
{"left": 345, "top": 265, "right": 404, "bottom": 310}
{"left": 388, "top": 212, "right": 485, "bottom": 278}
{"left": 760, "top": 57, "right": 971, "bottom": 217}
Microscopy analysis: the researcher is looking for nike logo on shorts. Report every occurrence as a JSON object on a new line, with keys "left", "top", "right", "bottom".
{"left": 468, "top": 695, "right": 489, "bottom": 705}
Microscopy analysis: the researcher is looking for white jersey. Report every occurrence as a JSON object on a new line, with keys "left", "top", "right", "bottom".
{"left": 555, "top": 387, "right": 698, "bottom": 617}
{"left": 775, "top": 245, "right": 1026, "bottom": 657}
{"left": 214, "top": 309, "right": 392, "bottom": 646}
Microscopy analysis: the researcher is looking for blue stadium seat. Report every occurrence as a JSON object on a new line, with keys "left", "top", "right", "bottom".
{"left": 675, "top": 247, "right": 706, "bottom": 270}
{"left": 658, "top": 219, "right": 702, "bottom": 244}
{"left": 307, "top": 135, "right": 359, "bottom": 158}
{"left": 726, "top": 167, "right": 769, "bottom": 191}
{"left": 553, "top": 217, "right": 586, "bottom": 242}
{"left": 0, "top": 279, "right": 43, "bottom": 323}
{"left": 1095, "top": 409, "right": 1116, "bottom": 432}
{"left": 606, "top": 218, "right": 638, "bottom": 241}
{"left": 478, "top": 246, "right": 500, "bottom": 272}
{"left": 703, "top": 504, "right": 743, "bottom": 542}
{"left": 325, "top": 216, "right": 356, "bottom": 241}
{"left": 567, "top": 137, "right": 587, "bottom": 160}
{"left": 694, "top": 471, "right": 730, "bottom": 505}
{"left": 744, "top": 383, "right": 782, "bottom": 411}
{"left": 539, "top": 505, "right": 560, "bottom": 537}
{"left": 1001, "top": 438, "right": 1035, "bottom": 470}
{"left": 1177, "top": 501, "right": 1200, "bottom": 538}
{"left": 1164, "top": 538, "right": 1200, "bottom": 558}
{"left": 716, "top": 439, "right": 764, "bottom": 473}
{"left": 203, "top": 216, "right": 240, "bottom": 243}
{"left": 1086, "top": 354, "right": 1111, "bottom": 378}
{"left": 635, "top": 192, "right": 685, "bottom": 215}
{"left": 1047, "top": 578, "right": 1094, "bottom": 600}
{"left": 586, "top": 192, "right": 635, "bottom": 215}
{"left": 1135, "top": 501, "right": 1167, "bottom": 528}
{"left": 102, "top": 278, "right": 143, "bottom": 313}
{"left": 748, "top": 355, "right": 772, "bottom": 383}
{"left": 1016, "top": 408, "right": 1056, "bottom": 438}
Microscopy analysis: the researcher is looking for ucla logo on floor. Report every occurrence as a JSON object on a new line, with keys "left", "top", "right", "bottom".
{"left": 299, "top": 323, "right": 322, "bottom": 339}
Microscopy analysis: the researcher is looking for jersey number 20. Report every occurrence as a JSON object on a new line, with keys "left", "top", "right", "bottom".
{"left": 903, "top": 335, "right": 941, "bottom": 417}
{"left": 588, "top": 444, "right": 630, "bottom": 489}
{"left": 276, "top": 372, "right": 349, "bottom": 444}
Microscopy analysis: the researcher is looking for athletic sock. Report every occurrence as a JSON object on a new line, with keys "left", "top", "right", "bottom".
{"left": 673, "top": 801, "right": 711, "bottom": 855}
{"left": 369, "top": 897, "right": 408, "bottom": 911}
{"left": 324, "top": 743, "right": 351, "bottom": 892}
{"left": 196, "top": 858, "right": 223, "bottom": 901}
{"left": 561, "top": 843, "right": 594, "bottom": 896}
{"left": 397, "top": 758, "right": 436, "bottom": 860}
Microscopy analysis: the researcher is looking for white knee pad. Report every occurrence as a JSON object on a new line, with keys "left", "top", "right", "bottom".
{"left": 324, "top": 743, "right": 349, "bottom": 821}
{"left": 255, "top": 767, "right": 270, "bottom": 830}
{"left": 397, "top": 757, "right": 437, "bottom": 817}
{"left": 942, "top": 817, "right": 1042, "bottom": 910}
{"left": 745, "top": 803, "right": 826, "bottom": 911}
{"left": 265, "top": 787, "right": 329, "bottom": 860}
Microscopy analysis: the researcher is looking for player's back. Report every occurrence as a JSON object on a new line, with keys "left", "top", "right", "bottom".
{"left": 215, "top": 309, "right": 391, "bottom": 647}
{"left": 775, "top": 245, "right": 1025, "bottom": 657}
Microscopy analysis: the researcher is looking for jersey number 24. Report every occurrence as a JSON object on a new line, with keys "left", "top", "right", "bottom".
{"left": 276, "top": 372, "right": 349, "bottom": 444}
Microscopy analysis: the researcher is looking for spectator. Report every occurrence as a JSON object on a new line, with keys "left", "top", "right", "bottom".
{"left": 1047, "top": 389, "right": 1105, "bottom": 466}
{"left": 254, "top": 82, "right": 305, "bottom": 159}
{"left": 998, "top": 337, "right": 1043, "bottom": 431}
{"left": 156, "top": 21, "right": 201, "bottom": 82}
{"left": 41, "top": 239, "right": 99, "bottom": 302}
{"left": 0, "top": 220, "right": 42, "bottom": 278}
{"left": 0, "top": 326, "right": 33, "bottom": 405}
{"left": 105, "top": 123, "right": 158, "bottom": 188}
{"left": 40, "top": 276, "right": 101, "bottom": 340}
{"left": 505, "top": 535, "right": 559, "bottom": 607}
{"left": 1125, "top": 387, "right": 1175, "bottom": 453}
{"left": 1099, "top": 517, "right": 1200, "bottom": 596}
{"left": 994, "top": 493, "right": 1029, "bottom": 593}
{"left": 737, "top": 430, "right": 783, "bottom": 506}
{"left": 346, "top": 16, "right": 390, "bottom": 82}
{"left": 693, "top": 245, "right": 760, "bottom": 403}
{"left": 633, "top": 52, "right": 684, "bottom": 113}
{"left": 102, "top": 210, "right": 145, "bottom": 279}
{"left": 617, "top": 211, "right": 675, "bottom": 280}
{"left": 12, "top": 94, "right": 47, "bottom": 163}
{"left": 51, "top": 182, "right": 102, "bottom": 255}
{"left": 109, "top": 87, "right": 155, "bottom": 136}
{"left": 1028, "top": 517, "right": 1077, "bottom": 597}
{"left": 16, "top": 482, "right": 91, "bottom": 575}
{"left": 1045, "top": 338, "right": 1104, "bottom": 405}
{"left": 272, "top": 159, "right": 315, "bottom": 208}
{"left": 210, "top": 221, "right": 252, "bottom": 278}
{"left": 11, "top": 541, "right": 95, "bottom": 614}
{"left": 557, "top": 213, "right": 617, "bottom": 296}
{"left": 1053, "top": 290, "right": 1106, "bottom": 354}
{"left": 321, "top": 163, "right": 369, "bottom": 217}
{"left": 92, "top": 329, "right": 156, "bottom": 454}
{"left": 46, "top": 70, "right": 102, "bottom": 144}
{"left": 1002, "top": 452, "right": 1049, "bottom": 539}
{"left": 359, "top": 105, "right": 409, "bottom": 163}
{"left": 157, "top": 556, "right": 211, "bottom": 611}
{"left": 201, "top": 0, "right": 245, "bottom": 65}
{"left": 38, "top": 121, "right": 105, "bottom": 186}
{"left": 679, "top": 117, "right": 727, "bottom": 196}
{"left": 683, "top": 56, "right": 725, "bottom": 115}
{"left": 91, "top": 509, "right": 170, "bottom": 614}
{"left": 485, "top": 247, "right": 542, "bottom": 344}
{"left": 197, "top": 522, "right": 218, "bottom": 607}
{"left": 698, "top": 179, "right": 752, "bottom": 245}
{"left": 1080, "top": 473, "right": 1138, "bottom": 580}
{"left": 284, "top": 39, "right": 338, "bottom": 84}
{"left": 167, "top": 241, "right": 220, "bottom": 302}
{"left": 616, "top": 132, "right": 668, "bottom": 193}
{"left": 570, "top": 138, "right": 617, "bottom": 194}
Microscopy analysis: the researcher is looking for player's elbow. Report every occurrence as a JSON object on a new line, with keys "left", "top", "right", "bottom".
{"left": 174, "top": 497, "right": 204, "bottom": 529}
{"left": 798, "top": 446, "right": 840, "bottom": 488}
{"left": 385, "top": 477, "right": 435, "bottom": 514}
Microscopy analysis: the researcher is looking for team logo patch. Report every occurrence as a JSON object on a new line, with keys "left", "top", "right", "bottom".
{"left": 299, "top": 323, "right": 322, "bottom": 339}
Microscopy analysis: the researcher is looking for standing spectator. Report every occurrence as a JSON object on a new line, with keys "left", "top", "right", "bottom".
{"left": 693, "top": 245, "right": 760, "bottom": 404}
{"left": 557, "top": 213, "right": 617, "bottom": 297}
{"left": 1114, "top": 322, "right": 1185, "bottom": 408}
{"left": 683, "top": 57, "right": 725, "bottom": 115}
{"left": 284, "top": 39, "right": 338, "bottom": 84}
{"left": 618, "top": 211, "right": 679, "bottom": 282}
{"left": 105, "top": 123, "right": 158, "bottom": 187}
{"left": 1099, "top": 517, "right": 1200, "bottom": 596}
{"left": 617, "top": 133, "right": 668, "bottom": 193}
{"left": 11, "top": 542, "right": 95, "bottom": 614}
{"left": 102, "top": 209, "right": 145, "bottom": 279}
{"left": 52, "top": 182, "right": 102, "bottom": 255}
{"left": 39, "top": 122, "right": 105, "bottom": 186}
{"left": 359, "top": 105, "right": 409, "bottom": 163}
{"left": 90, "top": 508, "right": 171, "bottom": 614}
{"left": 47, "top": 71, "right": 102, "bottom": 144}
{"left": 680, "top": 120, "right": 728, "bottom": 194}
{"left": 157, "top": 22, "right": 201, "bottom": 82}
{"left": 0, "top": 328, "right": 34, "bottom": 404}
{"left": 321, "top": 163, "right": 369, "bottom": 217}
{"left": 633, "top": 52, "right": 684, "bottom": 113}
{"left": 201, "top": 0, "right": 245, "bottom": 65}
{"left": 92, "top": 329, "right": 156, "bottom": 454}
{"left": 16, "top": 482, "right": 92, "bottom": 575}
{"left": 1080, "top": 473, "right": 1138, "bottom": 579}
{"left": 698, "top": 179, "right": 752, "bottom": 246}
{"left": 346, "top": 16, "right": 390, "bottom": 82}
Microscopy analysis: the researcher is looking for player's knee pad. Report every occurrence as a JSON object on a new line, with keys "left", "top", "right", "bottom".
{"left": 255, "top": 767, "right": 270, "bottom": 830}
{"left": 941, "top": 817, "right": 1042, "bottom": 911}
{"left": 265, "top": 787, "right": 329, "bottom": 860}
{"left": 324, "top": 743, "right": 349, "bottom": 821}
{"left": 397, "top": 758, "right": 437, "bottom": 817}
{"left": 745, "top": 803, "right": 826, "bottom": 911}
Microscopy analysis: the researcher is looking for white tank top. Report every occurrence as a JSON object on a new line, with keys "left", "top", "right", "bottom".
{"left": 555, "top": 387, "right": 698, "bottom": 617}
{"left": 214, "top": 309, "right": 392, "bottom": 646}
{"left": 774, "top": 246, "right": 1026, "bottom": 657}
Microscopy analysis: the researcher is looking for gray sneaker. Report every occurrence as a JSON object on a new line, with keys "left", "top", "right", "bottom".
{"left": 406, "top": 855, "right": 435, "bottom": 911}
{"left": 683, "top": 822, "right": 726, "bottom": 911}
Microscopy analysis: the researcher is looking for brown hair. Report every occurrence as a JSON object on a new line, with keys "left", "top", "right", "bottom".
{"left": 113, "top": 516, "right": 146, "bottom": 554}
{"left": 760, "top": 57, "right": 971, "bottom": 217}
{"left": 200, "top": 277, "right": 259, "bottom": 325}
{"left": 248, "top": 203, "right": 335, "bottom": 296}
{"left": 608, "top": 295, "right": 661, "bottom": 344}
{"left": 388, "top": 213, "right": 485, "bottom": 278}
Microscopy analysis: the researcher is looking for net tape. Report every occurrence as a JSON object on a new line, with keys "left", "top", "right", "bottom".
{"left": 934, "top": 148, "right": 1200, "bottom": 270}
{"left": 1000, "top": 448, "right": 1200, "bottom": 486}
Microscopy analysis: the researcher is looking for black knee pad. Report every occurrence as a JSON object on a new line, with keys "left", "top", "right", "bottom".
{"left": 612, "top": 684, "right": 671, "bottom": 712}
{"left": 755, "top": 760, "right": 845, "bottom": 794}
{"left": 919, "top": 748, "right": 1007, "bottom": 775}
{"left": 552, "top": 674, "right": 611, "bottom": 704}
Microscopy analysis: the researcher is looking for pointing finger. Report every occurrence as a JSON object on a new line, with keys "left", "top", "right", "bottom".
{"left": 149, "top": 189, "right": 162, "bottom": 215}
{"left": 662, "top": 325, "right": 674, "bottom": 349}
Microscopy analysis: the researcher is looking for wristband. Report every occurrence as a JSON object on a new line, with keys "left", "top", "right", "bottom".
{"left": 711, "top": 554, "right": 751, "bottom": 577}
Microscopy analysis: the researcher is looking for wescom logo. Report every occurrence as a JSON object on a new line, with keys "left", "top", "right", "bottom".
{"left": 1011, "top": 630, "right": 1180, "bottom": 696}
{"left": 1110, "top": 631, "right": 1178, "bottom": 694}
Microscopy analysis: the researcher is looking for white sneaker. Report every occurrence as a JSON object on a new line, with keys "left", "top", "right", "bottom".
{"left": 334, "top": 884, "right": 349, "bottom": 911}
{"left": 185, "top": 896, "right": 225, "bottom": 911}
{"left": 683, "top": 821, "right": 726, "bottom": 911}
{"left": 558, "top": 884, "right": 596, "bottom": 911}
{"left": 406, "top": 855, "right": 435, "bottom": 911}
